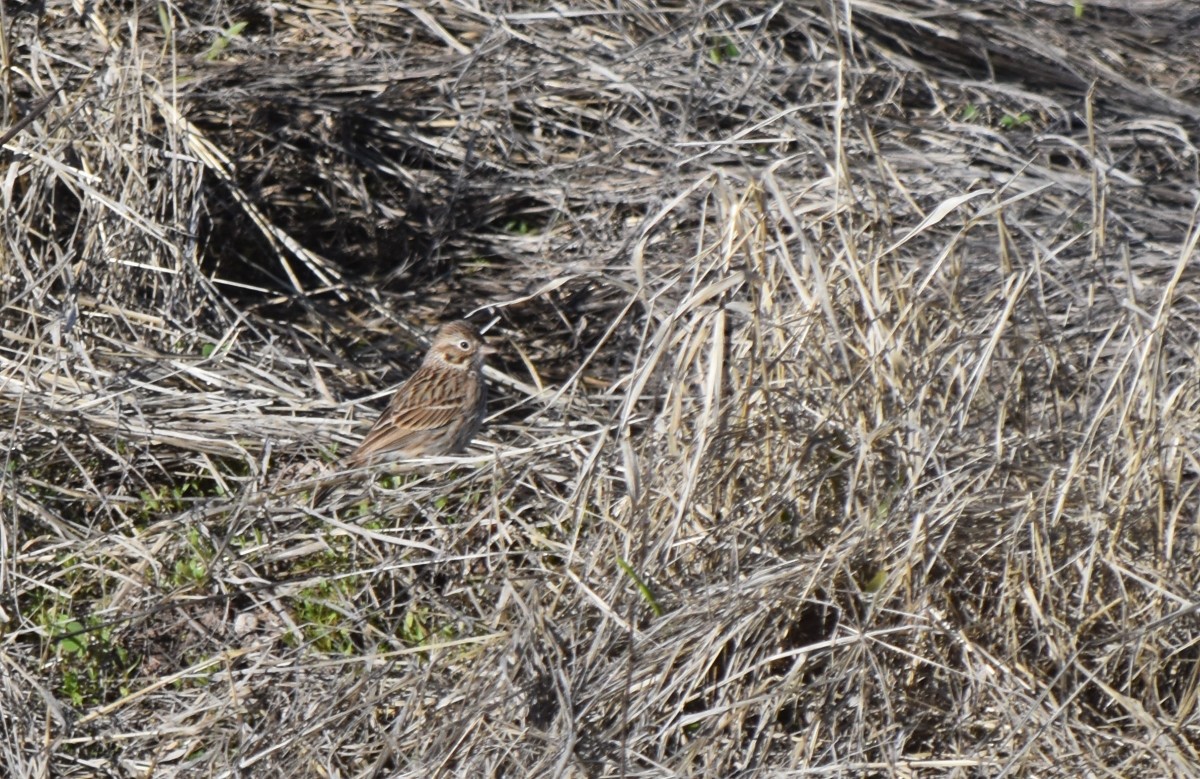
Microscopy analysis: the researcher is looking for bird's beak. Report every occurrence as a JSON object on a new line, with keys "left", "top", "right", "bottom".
{"left": 481, "top": 344, "right": 500, "bottom": 356}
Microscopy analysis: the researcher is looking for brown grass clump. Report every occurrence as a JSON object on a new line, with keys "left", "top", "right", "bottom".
{"left": 4, "top": 1, "right": 1200, "bottom": 776}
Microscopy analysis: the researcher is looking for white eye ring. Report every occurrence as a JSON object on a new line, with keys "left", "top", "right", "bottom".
{"left": 458, "top": 340, "right": 471, "bottom": 351}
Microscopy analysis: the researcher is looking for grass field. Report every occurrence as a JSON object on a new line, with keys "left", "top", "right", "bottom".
{"left": 4, "top": 1, "right": 1200, "bottom": 776}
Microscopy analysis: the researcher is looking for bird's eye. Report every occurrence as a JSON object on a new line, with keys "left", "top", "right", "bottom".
{"left": 458, "top": 340, "right": 471, "bottom": 351}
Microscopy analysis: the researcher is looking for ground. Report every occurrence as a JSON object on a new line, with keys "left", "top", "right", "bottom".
{"left": 3, "top": 2, "right": 1200, "bottom": 777}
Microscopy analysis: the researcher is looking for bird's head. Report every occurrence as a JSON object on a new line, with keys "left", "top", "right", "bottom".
{"left": 429, "top": 320, "right": 488, "bottom": 368}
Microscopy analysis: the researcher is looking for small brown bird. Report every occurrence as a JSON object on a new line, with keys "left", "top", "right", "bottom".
{"left": 313, "top": 320, "right": 489, "bottom": 504}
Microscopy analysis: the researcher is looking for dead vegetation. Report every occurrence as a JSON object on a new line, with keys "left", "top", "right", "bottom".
{"left": 4, "top": 1, "right": 1200, "bottom": 776}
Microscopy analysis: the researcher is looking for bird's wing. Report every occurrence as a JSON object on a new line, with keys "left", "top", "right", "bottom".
{"left": 344, "top": 371, "right": 462, "bottom": 464}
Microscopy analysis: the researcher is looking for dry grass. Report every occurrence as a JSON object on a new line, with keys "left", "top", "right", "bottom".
{"left": 4, "top": 1, "right": 1200, "bottom": 776}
